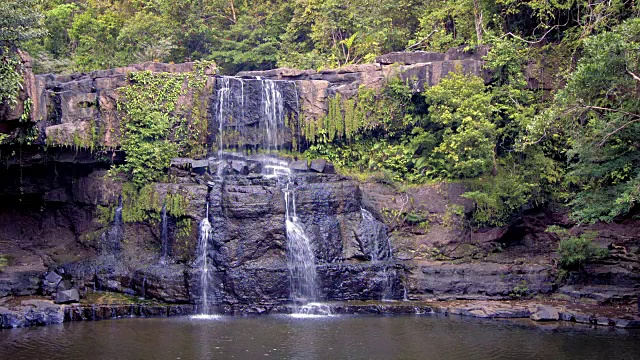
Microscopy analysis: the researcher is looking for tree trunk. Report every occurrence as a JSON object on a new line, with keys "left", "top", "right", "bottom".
{"left": 473, "top": 0, "right": 483, "bottom": 45}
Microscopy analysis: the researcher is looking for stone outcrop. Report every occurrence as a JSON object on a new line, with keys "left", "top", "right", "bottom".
{"left": 41, "top": 62, "right": 205, "bottom": 149}
{"left": 237, "top": 45, "right": 491, "bottom": 99}
{"left": 405, "top": 262, "right": 554, "bottom": 300}
{"left": 2, "top": 45, "right": 560, "bottom": 150}
{"left": 0, "top": 50, "right": 47, "bottom": 124}
{"left": 0, "top": 298, "right": 194, "bottom": 329}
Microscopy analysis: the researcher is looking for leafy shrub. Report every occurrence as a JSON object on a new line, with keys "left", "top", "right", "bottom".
{"left": 509, "top": 280, "right": 531, "bottom": 299}
{"left": 547, "top": 227, "right": 609, "bottom": 270}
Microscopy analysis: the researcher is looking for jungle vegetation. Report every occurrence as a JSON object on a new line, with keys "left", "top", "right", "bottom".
{"left": 1, "top": 0, "right": 639, "bottom": 227}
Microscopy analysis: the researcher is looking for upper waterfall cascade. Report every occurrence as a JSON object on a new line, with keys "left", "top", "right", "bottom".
{"left": 212, "top": 76, "right": 300, "bottom": 155}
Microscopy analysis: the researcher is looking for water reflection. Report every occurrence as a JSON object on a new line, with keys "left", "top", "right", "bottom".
{"left": 1, "top": 315, "right": 638, "bottom": 360}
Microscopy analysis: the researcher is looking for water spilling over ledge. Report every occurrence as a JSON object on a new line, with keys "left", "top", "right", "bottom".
{"left": 211, "top": 76, "right": 301, "bottom": 154}
{"left": 196, "top": 203, "right": 215, "bottom": 315}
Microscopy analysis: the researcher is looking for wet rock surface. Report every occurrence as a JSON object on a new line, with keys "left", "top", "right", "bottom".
{"left": 55, "top": 289, "right": 80, "bottom": 304}
{"left": 0, "top": 296, "right": 195, "bottom": 329}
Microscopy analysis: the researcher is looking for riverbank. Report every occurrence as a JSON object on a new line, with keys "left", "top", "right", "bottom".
{"left": 2, "top": 293, "right": 638, "bottom": 330}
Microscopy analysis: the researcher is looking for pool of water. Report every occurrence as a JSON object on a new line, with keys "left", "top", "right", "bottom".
{"left": 1, "top": 314, "right": 638, "bottom": 359}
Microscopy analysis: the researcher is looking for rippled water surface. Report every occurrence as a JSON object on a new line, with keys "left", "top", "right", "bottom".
{"left": 1, "top": 314, "right": 639, "bottom": 360}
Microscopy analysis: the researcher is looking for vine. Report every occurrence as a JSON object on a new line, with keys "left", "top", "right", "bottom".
{"left": 99, "top": 182, "right": 190, "bottom": 224}
{"left": 302, "top": 78, "right": 412, "bottom": 146}
{"left": 0, "top": 47, "right": 22, "bottom": 106}
{"left": 115, "top": 60, "right": 214, "bottom": 186}
{"left": 120, "top": 182, "right": 189, "bottom": 223}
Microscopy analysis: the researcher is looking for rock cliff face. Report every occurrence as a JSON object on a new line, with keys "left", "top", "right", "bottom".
{"left": 1, "top": 46, "right": 492, "bottom": 150}
{"left": 0, "top": 47, "right": 637, "bottom": 324}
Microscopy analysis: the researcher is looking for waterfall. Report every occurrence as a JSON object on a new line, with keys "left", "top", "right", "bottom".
{"left": 197, "top": 204, "right": 213, "bottom": 314}
{"left": 361, "top": 208, "right": 395, "bottom": 300}
{"left": 212, "top": 76, "right": 299, "bottom": 157}
{"left": 262, "top": 80, "right": 284, "bottom": 152}
{"left": 284, "top": 181, "right": 319, "bottom": 306}
{"left": 216, "top": 77, "right": 231, "bottom": 177}
{"left": 102, "top": 196, "right": 123, "bottom": 254}
{"left": 160, "top": 204, "right": 168, "bottom": 263}
{"left": 140, "top": 276, "right": 146, "bottom": 300}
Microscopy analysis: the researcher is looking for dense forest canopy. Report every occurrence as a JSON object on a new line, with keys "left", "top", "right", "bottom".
{"left": 1, "top": 0, "right": 639, "bottom": 227}
{"left": 13, "top": 0, "right": 638, "bottom": 74}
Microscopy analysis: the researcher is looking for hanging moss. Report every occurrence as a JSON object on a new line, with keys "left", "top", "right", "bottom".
{"left": 119, "top": 182, "right": 190, "bottom": 223}
{"left": 303, "top": 90, "right": 369, "bottom": 144}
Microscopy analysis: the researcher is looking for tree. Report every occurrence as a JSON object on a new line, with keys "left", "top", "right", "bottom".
{"left": 116, "top": 12, "right": 177, "bottom": 64}
{"left": 553, "top": 18, "right": 640, "bottom": 222}
{"left": 0, "top": 0, "right": 47, "bottom": 44}
{"left": 0, "top": 0, "right": 46, "bottom": 104}
{"left": 424, "top": 72, "right": 496, "bottom": 178}
{"left": 68, "top": 10, "right": 123, "bottom": 71}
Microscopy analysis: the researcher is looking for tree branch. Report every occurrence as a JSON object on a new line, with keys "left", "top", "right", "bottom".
{"left": 598, "top": 118, "right": 640, "bottom": 146}
{"left": 627, "top": 69, "right": 640, "bottom": 82}
{"left": 406, "top": 30, "right": 436, "bottom": 51}
{"left": 504, "top": 24, "right": 560, "bottom": 44}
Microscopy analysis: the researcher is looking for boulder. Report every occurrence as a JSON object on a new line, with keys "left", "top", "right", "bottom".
{"left": 44, "top": 271, "right": 62, "bottom": 286}
{"left": 55, "top": 289, "right": 80, "bottom": 304}
{"left": 43, "top": 188, "right": 69, "bottom": 202}
{"left": 71, "top": 170, "right": 123, "bottom": 205}
{"left": 375, "top": 51, "right": 446, "bottom": 65}
{"left": 290, "top": 160, "right": 308, "bottom": 172}
{"left": 191, "top": 159, "right": 209, "bottom": 175}
{"left": 323, "top": 162, "right": 336, "bottom": 174}
{"left": 310, "top": 159, "right": 327, "bottom": 173}
{"left": 231, "top": 161, "right": 249, "bottom": 175}
{"left": 170, "top": 158, "right": 193, "bottom": 169}
{"left": 247, "top": 161, "right": 262, "bottom": 174}
{"left": 42, "top": 272, "right": 62, "bottom": 294}
{"left": 57, "top": 280, "right": 72, "bottom": 292}
{"left": 530, "top": 305, "right": 560, "bottom": 321}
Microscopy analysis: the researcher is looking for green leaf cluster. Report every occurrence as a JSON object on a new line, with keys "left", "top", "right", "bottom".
{"left": 0, "top": 254, "right": 7, "bottom": 272}
{"left": 116, "top": 64, "right": 212, "bottom": 186}
{"left": 547, "top": 226, "right": 609, "bottom": 270}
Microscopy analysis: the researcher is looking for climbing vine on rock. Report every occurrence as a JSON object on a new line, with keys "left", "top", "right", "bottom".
{"left": 0, "top": 48, "right": 23, "bottom": 106}
{"left": 116, "top": 61, "right": 213, "bottom": 186}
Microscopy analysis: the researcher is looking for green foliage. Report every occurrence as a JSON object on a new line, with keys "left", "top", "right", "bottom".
{"left": 117, "top": 71, "right": 181, "bottom": 185}
{"left": 0, "top": 0, "right": 47, "bottom": 44}
{"left": 547, "top": 227, "right": 609, "bottom": 270}
{"left": 18, "top": 0, "right": 640, "bottom": 75}
{"left": 116, "top": 12, "right": 177, "bottom": 64}
{"left": 116, "top": 64, "right": 211, "bottom": 186}
{"left": 462, "top": 153, "right": 564, "bottom": 226}
{"left": 412, "top": 0, "right": 479, "bottom": 51}
{"left": 547, "top": 18, "right": 640, "bottom": 223}
{"left": 425, "top": 72, "right": 496, "bottom": 178}
{"left": 0, "top": 254, "right": 7, "bottom": 271}
{"left": 442, "top": 204, "right": 465, "bottom": 229}
{"left": 280, "top": 0, "right": 422, "bottom": 69}
{"left": 42, "top": 3, "right": 77, "bottom": 58}
{"left": 463, "top": 171, "right": 532, "bottom": 227}
{"left": 509, "top": 280, "right": 531, "bottom": 299}
{"left": 0, "top": 48, "right": 23, "bottom": 105}
{"left": 120, "top": 182, "right": 189, "bottom": 223}
{"left": 0, "top": 0, "right": 45, "bottom": 105}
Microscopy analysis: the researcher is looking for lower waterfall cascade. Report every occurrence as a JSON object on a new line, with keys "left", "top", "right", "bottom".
{"left": 197, "top": 204, "right": 214, "bottom": 315}
{"left": 284, "top": 181, "right": 319, "bottom": 305}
